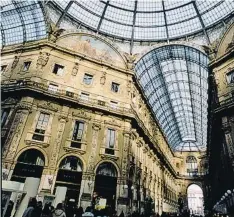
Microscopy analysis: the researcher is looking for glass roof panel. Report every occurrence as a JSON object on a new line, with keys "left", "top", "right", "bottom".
{"left": 49, "top": 0, "right": 234, "bottom": 42}
{"left": 135, "top": 45, "right": 209, "bottom": 151}
{"left": 1, "top": 0, "right": 47, "bottom": 47}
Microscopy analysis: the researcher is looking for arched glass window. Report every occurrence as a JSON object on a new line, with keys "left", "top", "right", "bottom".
{"left": 96, "top": 162, "right": 117, "bottom": 177}
{"left": 186, "top": 156, "right": 198, "bottom": 176}
{"left": 59, "top": 156, "right": 82, "bottom": 172}
{"left": 18, "top": 149, "right": 45, "bottom": 166}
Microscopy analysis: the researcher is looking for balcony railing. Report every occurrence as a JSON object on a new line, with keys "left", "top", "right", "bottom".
{"left": 1, "top": 77, "right": 132, "bottom": 116}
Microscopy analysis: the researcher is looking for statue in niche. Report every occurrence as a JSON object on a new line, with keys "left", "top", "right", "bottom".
{"left": 11, "top": 56, "right": 20, "bottom": 69}
{"left": 100, "top": 71, "right": 106, "bottom": 85}
{"left": 72, "top": 63, "right": 79, "bottom": 76}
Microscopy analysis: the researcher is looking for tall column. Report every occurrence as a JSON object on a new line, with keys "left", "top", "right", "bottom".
{"left": 15, "top": 177, "right": 40, "bottom": 217}
{"left": 80, "top": 122, "right": 101, "bottom": 210}
{"left": 117, "top": 131, "right": 131, "bottom": 215}
{"left": 3, "top": 101, "right": 32, "bottom": 179}
{"left": 49, "top": 112, "right": 68, "bottom": 169}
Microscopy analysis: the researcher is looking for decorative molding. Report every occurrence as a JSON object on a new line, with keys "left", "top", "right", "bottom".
{"left": 63, "top": 147, "right": 86, "bottom": 155}
{"left": 2, "top": 97, "right": 19, "bottom": 105}
{"left": 100, "top": 154, "right": 119, "bottom": 161}
{"left": 37, "top": 101, "right": 58, "bottom": 112}
{"left": 72, "top": 110, "right": 91, "bottom": 120}
{"left": 104, "top": 117, "right": 121, "bottom": 127}
{"left": 36, "top": 52, "right": 50, "bottom": 70}
{"left": 25, "top": 139, "right": 49, "bottom": 148}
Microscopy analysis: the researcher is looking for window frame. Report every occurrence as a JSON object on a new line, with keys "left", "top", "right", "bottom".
{"left": 1, "top": 65, "right": 7, "bottom": 73}
{"left": 226, "top": 70, "right": 234, "bottom": 84}
{"left": 70, "top": 120, "right": 85, "bottom": 149}
{"left": 23, "top": 61, "right": 31, "bottom": 71}
{"left": 32, "top": 112, "right": 50, "bottom": 141}
{"left": 80, "top": 92, "right": 90, "bottom": 101}
{"left": 111, "top": 82, "right": 120, "bottom": 93}
{"left": 52, "top": 63, "right": 65, "bottom": 76}
{"left": 83, "top": 73, "right": 93, "bottom": 85}
{"left": 105, "top": 128, "right": 116, "bottom": 155}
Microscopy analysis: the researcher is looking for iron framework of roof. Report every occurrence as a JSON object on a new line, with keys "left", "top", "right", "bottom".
{"left": 135, "top": 45, "right": 209, "bottom": 151}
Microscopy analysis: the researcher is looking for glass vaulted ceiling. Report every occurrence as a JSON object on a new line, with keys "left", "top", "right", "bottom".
{"left": 135, "top": 45, "right": 209, "bottom": 152}
{"left": 51, "top": 0, "right": 234, "bottom": 42}
{"left": 0, "top": 0, "right": 47, "bottom": 47}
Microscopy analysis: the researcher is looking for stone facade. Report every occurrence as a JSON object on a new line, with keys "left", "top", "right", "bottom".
{"left": 207, "top": 22, "right": 234, "bottom": 214}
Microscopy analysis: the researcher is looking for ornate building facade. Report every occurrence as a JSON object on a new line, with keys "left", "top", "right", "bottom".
{"left": 1, "top": 1, "right": 234, "bottom": 216}
{"left": 207, "top": 22, "right": 234, "bottom": 214}
{"left": 1, "top": 31, "right": 207, "bottom": 214}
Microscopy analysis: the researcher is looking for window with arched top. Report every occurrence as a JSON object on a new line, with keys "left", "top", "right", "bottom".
{"left": 96, "top": 162, "right": 117, "bottom": 177}
{"left": 18, "top": 149, "right": 45, "bottom": 166}
{"left": 11, "top": 149, "right": 45, "bottom": 182}
{"left": 186, "top": 156, "right": 198, "bottom": 177}
{"left": 59, "top": 156, "right": 83, "bottom": 172}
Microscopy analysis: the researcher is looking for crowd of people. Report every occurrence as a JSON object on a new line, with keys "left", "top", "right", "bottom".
{"left": 4, "top": 197, "right": 207, "bottom": 217}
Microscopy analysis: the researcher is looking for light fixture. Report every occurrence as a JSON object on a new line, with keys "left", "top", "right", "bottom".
{"left": 131, "top": 186, "right": 134, "bottom": 190}
{"left": 225, "top": 193, "right": 228, "bottom": 197}
{"left": 227, "top": 190, "right": 231, "bottom": 194}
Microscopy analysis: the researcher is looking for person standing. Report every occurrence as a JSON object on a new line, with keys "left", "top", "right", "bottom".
{"left": 52, "top": 203, "right": 66, "bottom": 217}
{"left": 22, "top": 197, "right": 37, "bottom": 217}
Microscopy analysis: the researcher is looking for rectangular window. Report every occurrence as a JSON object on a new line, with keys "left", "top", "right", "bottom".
{"left": 71, "top": 121, "right": 84, "bottom": 148}
{"left": 1, "top": 108, "right": 10, "bottom": 127}
{"left": 111, "top": 82, "right": 120, "bottom": 93}
{"left": 48, "top": 83, "right": 58, "bottom": 93}
{"left": 53, "top": 64, "right": 64, "bottom": 76}
{"left": 1, "top": 65, "right": 7, "bottom": 73}
{"left": 80, "top": 92, "right": 89, "bottom": 101}
{"left": 110, "top": 101, "right": 118, "bottom": 109}
{"left": 23, "top": 61, "right": 31, "bottom": 71}
{"left": 106, "top": 129, "right": 115, "bottom": 148}
{"left": 32, "top": 113, "right": 50, "bottom": 141}
{"left": 83, "top": 73, "right": 93, "bottom": 85}
{"left": 226, "top": 71, "right": 234, "bottom": 84}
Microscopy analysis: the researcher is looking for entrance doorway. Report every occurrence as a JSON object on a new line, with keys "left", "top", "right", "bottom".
{"left": 93, "top": 162, "right": 118, "bottom": 209}
{"left": 187, "top": 184, "right": 204, "bottom": 216}
{"left": 11, "top": 149, "right": 45, "bottom": 183}
{"left": 55, "top": 156, "right": 83, "bottom": 204}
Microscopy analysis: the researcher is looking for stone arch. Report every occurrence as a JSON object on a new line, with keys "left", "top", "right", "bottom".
{"left": 14, "top": 146, "right": 48, "bottom": 167}
{"left": 216, "top": 22, "right": 234, "bottom": 59}
{"left": 56, "top": 31, "right": 128, "bottom": 69}
{"left": 94, "top": 160, "right": 120, "bottom": 177}
{"left": 57, "top": 153, "right": 87, "bottom": 172}
{"left": 187, "top": 184, "right": 204, "bottom": 215}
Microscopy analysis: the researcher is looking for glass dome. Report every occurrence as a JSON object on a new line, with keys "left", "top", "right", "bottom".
{"left": 50, "top": 0, "right": 234, "bottom": 42}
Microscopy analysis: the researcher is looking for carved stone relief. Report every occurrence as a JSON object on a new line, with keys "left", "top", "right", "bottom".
{"left": 122, "top": 132, "right": 131, "bottom": 178}
{"left": 100, "top": 71, "right": 107, "bottom": 85}
{"left": 4, "top": 110, "right": 30, "bottom": 160}
{"left": 36, "top": 52, "right": 50, "bottom": 70}
{"left": 87, "top": 123, "right": 101, "bottom": 172}
{"left": 72, "top": 62, "right": 79, "bottom": 76}
{"left": 49, "top": 116, "right": 67, "bottom": 168}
